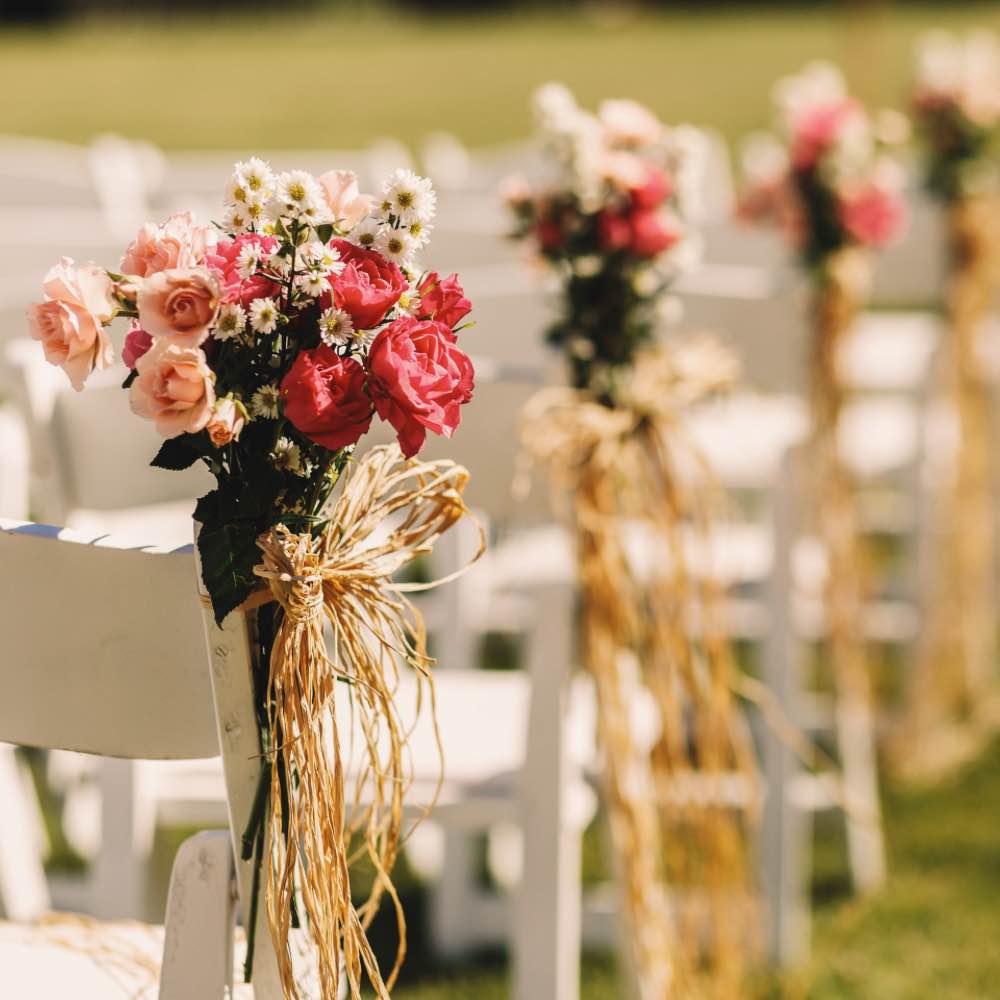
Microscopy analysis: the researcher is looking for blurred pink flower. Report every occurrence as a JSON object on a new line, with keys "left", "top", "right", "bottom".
{"left": 27, "top": 257, "right": 114, "bottom": 391}
{"left": 122, "top": 324, "right": 153, "bottom": 370}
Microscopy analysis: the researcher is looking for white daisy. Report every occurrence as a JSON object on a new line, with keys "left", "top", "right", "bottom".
{"left": 213, "top": 303, "right": 247, "bottom": 341}
{"left": 249, "top": 297, "right": 279, "bottom": 335}
{"left": 396, "top": 289, "right": 423, "bottom": 317}
{"left": 406, "top": 218, "right": 433, "bottom": 250}
{"left": 295, "top": 270, "right": 328, "bottom": 299}
{"left": 236, "top": 243, "right": 262, "bottom": 279}
{"left": 375, "top": 227, "right": 415, "bottom": 265}
{"left": 249, "top": 383, "right": 281, "bottom": 420}
{"left": 273, "top": 170, "right": 332, "bottom": 225}
{"left": 352, "top": 327, "right": 377, "bottom": 349}
{"left": 381, "top": 169, "right": 436, "bottom": 224}
{"left": 235, "top": 157, "right": 275, "bottom": 197}
{"left": 349, "top": 216, "right": 382, "bottom": 250}
{"left": 223, "top": 204, "right": 251, "bottom": 235}
{"left": 271, "top": 436, "right": 306, "bottom": 476}
{"left": 267, "top": 250, "right": 292, "bottom": 278}
{"left": 301, "top": 241, "right": 343, "bottom": 276}
{"left": 319, "top": 306, "right": 354, "bottom": 347}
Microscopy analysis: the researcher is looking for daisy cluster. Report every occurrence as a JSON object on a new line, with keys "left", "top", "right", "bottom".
{"left": 504, "top": 83, "right": 704, "bottom": 399}
{"left": 27, "top": 158, "right": 474, "bottom": 619}
{"left": 911, "top": 30, "right": 1000, "bottom": 200}
{"left": 738, "top": 62, "right": 909, "bottom": 267}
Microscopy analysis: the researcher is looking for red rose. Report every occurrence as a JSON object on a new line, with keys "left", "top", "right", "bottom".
{"left": 597, "top": 210, "right": 632, "bottom": 252}
{"left": 328, "top": 239, "right": 407, "bottom": 331}
{"left": 535, "top": 217, "right": 564, "bottom": 253}
{"left": 630, "top": 164, "right": 672, "bottom": 209}
{"left": 205, "top": 234, "right": 281, "bottom": 307}
{"left": 417, "top": 272, "right": 472, "bottom": 329}
{"left": 629, "top": 209, "right": 680, "bottom": 258}
{"left": 281, "top": 346, "right": 373, "bottom": 452}
{"left": 367, "top": 317, "right": 475, "bottom": 458}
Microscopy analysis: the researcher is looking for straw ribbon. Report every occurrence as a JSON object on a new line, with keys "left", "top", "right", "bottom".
{"left": 522, "top": 340, "right": 759, "bottom": 1000}
{"left": 250, "top": 445, "right": 482, "bottom": 1000}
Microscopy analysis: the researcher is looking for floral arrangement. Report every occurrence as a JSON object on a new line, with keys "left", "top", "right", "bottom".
{"left": 738, "top": 61, "right": 908, "bottom": 268}
{"left": 911, "top": 29, "right": 1000, "bottom": 201}
{"left": 28, "top": 159, "right": 475, "bottom": 623}
{"left": 504, "top": 83, "right": 703, "bottom": 400}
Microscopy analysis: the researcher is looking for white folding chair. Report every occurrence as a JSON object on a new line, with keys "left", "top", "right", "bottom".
{"left": 0, "top": 520, "right": 271, "bottom": 998}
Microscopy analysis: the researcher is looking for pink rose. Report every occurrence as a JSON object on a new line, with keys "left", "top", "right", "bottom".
{"left": 839, "top": 182, "right": 907, "bottom": 248}
{"left": 122, "top": 323, "right": 153, "bottom": 370}
{"left": 281, "top": 346, "right": 373, "bottom": 452}
{"left": 27, "top": 257, "right": 114, "bottom": 391}
{"left": 206, "top": 397, "right": 246, "bottom": 447}
{"left": 328, "top": 240, "right": 407, "bottom": 331}
{"left": 629, "top": 209, "right": 680, "bottom": 258}
{"left": 318, "top": 170, "right": 374, "bottom": 230}
{"left": 130, "top": 340, "right": 215, "bottom": 438}
{"left": 367, "top": 317, "right": 475, "bottom": 459}
{"left": 205, "top": 234, "right": 281, "bottom": 307}
{"left": 136, "top": 267, "right": 221, "bottom": 347}
{"left": 120, "top": 212, "right": 212, "bottom": 278}
{"left": 790, "top": 99, "right": 862, "bottom": 170}
{"left": 417, "top": 272, "right": 472, "bottom": 329}
{"left": 630, "top": 163, "right": 672, "bottom": 210}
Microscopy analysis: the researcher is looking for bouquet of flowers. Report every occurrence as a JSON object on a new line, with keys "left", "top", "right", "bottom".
{"left": 28, "top": 159, "right": 478, "bottom": 999}
{"left": 504, "top": 83, "right": 703, "bottom": 399}
{"left": 29, "top": 158, "right": 474, "bottom": 623}
{"left": 507, "top": 86, "right": 757, "bottom": 999}
{"left": 911, "top": 29, "right": 1000, "bottom": 201}
{"left": 740, "top": 63, "right": 906, "bottom": 889}
{"left": 739, "top": 61, "right": 908, "bottom": 267}
{"left": 901, "top": 31, "right": 1000, "bottom": 761}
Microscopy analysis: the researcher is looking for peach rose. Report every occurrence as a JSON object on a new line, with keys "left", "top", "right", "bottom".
{"left": 206, "top": 397, "right": 246, "bottom": 447}
{"left": 318, "top": 170, "right": 373, "bottom": 230}
{"left": 27, "top": 257, "right": 114, "bottom": 391}
{"left": 137, "top": 267, "right": 221, "bottom": 347}
{"left": 120, "top": 211, "right": 213, "bottom": 278}
{"left": 130, "top": 340, "right": 215, "bottom": 438}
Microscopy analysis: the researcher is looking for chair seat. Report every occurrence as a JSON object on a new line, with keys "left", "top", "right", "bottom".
{"left": 0, "top": 918, "right": 253, "bottom": 999}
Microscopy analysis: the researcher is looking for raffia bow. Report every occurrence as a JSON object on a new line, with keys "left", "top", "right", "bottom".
{"left": 521, "top": 339, "right": 760, "bottom": 999}
{"left": 251, "top": 445, "right": 482, "bottom": 1000}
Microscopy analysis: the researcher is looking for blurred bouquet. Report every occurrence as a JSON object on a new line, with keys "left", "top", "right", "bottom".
{"left": 28, "top": 159, "right": 475, "bottom": 622}
{"left": 739, "top": 61, "right": 908, "bottom": 268}
{"left": 911, "top": 30, "right": 1000, "bottom": 200}
{"left": 504, "top": 83, "right": 703, "bottom": 399}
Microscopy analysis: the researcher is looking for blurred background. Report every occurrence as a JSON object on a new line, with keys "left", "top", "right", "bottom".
{"left": 1, "top": 2, "right": 999, "bottom": 999}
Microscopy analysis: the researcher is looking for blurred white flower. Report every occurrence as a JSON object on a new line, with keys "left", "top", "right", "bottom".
{"left": 272, "top": 436, "right": 305, "bottom": 475}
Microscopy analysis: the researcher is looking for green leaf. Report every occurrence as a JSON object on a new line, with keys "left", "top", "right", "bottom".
{"left": 315, "top": 223, "right": 334, "bottom": 244}
{"left": 196, "top": 517, "right": 262, "bottom": 626}
{"left": 151, "top": 436, "right": 202, "bottom": 471}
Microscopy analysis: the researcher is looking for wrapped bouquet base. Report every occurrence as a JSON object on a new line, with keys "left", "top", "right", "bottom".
{"left": 523, "top": 341, "right": 760, "bottom": 1000}
{"left": 237, "top": 446, "right": 481, "bottom": 1000}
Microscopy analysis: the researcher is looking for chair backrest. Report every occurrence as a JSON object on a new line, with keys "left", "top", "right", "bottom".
{"left": 0, "top": 521, "right": 217, "bottom": 759}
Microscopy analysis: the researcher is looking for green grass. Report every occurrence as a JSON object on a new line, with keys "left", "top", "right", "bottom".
{"left": 3, "top": 5, "right": 1000, "bottom": 151}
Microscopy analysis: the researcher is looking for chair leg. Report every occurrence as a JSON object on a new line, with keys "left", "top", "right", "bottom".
{"left": 430, "top": 830, "right": 480, "bottom": 960}
{"left": 92, "top": 758, "right": 146, "bottom": 919}
{"left": 513, "top": 584, "right": 581, "bottom": 1000}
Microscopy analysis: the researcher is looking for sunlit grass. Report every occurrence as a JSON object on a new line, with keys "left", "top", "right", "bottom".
{"left": 2, "top": 5, "right": 1000, "bottom": 150}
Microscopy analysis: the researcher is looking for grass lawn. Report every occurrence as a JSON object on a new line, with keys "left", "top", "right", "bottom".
{"left": 379, "top": 739, "right": 1000, "bottom": 999}
{"left": 2, "top": 4, "right": 1000, "bottom": 151}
